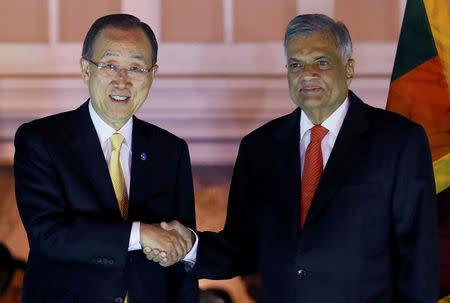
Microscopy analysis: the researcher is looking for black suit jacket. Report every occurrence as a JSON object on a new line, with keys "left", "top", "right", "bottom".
{"left": 14, "top": 101, "right": 198, "bottom": 303}
{"left": 191, "top": 91, "right": 439, "bottom": 303}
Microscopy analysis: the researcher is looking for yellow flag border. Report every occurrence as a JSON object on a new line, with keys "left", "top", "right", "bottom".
{"left": 434, "top": 152, "right": 450, "bottom": 194}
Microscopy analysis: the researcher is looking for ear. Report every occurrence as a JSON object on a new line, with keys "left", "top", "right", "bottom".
{"left": 147, "top": 64, "right": 158, "bottom": 82}
{"left": 80, "top": 58, "right": 90, "bottom": 84}
{"left": 345, "top": 58, "right": 355, "bottom": 85}
{"left": 151, "top": 64, "right": 159, "bottom": 76}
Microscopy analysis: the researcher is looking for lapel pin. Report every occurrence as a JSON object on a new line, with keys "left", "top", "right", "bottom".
{"left": 140, "top": 153, "right": 147, "bottom": 161}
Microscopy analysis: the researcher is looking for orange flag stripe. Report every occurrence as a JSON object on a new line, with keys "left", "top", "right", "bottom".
{"left": 388, "top": 56, "right": 450, "bottom": 162}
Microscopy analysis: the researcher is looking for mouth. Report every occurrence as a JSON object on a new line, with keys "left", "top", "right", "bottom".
{"left": 300, "top": 86, "right": 323, "bottom": 94}
{"left": 109, "top": 94, "right": 131, "bottom": 103}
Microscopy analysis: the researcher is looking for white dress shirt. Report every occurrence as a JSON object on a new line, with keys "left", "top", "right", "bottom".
{"left": 300, "top": 97, "right": 349, "bottom": 175}
{"left": 88, "top": 101, "right": 198, "bottom": 260}
{"left": 88, "top": 101, "right": 142, "bottom": 250}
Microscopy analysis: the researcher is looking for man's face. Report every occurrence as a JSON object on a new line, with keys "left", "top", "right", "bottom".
{"left": 81, "top": 26, "right": 157, "bottom": 130}
{"left": 286, "top": 32, "right": 354, "bottom": 123}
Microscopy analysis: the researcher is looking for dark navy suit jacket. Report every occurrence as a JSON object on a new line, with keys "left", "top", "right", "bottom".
{"left": 14, "top": 101, "right": 198, "bottom": 303}
{"left": 191, "top": 91, "right": 439, "bottom": 303}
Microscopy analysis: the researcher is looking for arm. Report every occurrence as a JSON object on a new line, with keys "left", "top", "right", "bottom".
{"left": 190, "top": 138, "right": 259, "bottom": 279}
{"left": 391, "top": 125, "right": 439, "bottom": 302}
{"left": 144, "top": 139, "right": 258, "bottom": 279}
{"left": 14, "top": 123, "right": 131, "bottom": 268}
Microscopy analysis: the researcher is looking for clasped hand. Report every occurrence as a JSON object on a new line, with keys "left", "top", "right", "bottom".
{"left": 140, "top": 220, "right": 192, "bottom": 267}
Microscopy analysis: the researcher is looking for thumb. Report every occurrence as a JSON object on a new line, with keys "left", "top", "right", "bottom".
{"left": 160, "top": 221, "right": 172, "bottom": 230}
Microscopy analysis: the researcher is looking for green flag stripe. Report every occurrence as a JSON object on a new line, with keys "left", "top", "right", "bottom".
{"left": 391, "top": 0, "right": 438, "bottom": 82}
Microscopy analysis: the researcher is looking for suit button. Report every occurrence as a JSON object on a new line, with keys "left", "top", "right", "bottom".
{"left": 297, "top": 269, "right": 307, "bottom": 278}
{"left": 114, "top": 298, "right": 124, "bottom": 303}
{"left": 102, "top": 257, "right": 108, "bottom": 264}
{"left": 108, "top": 258, "right": 114, "bottom": 265}
{"left": 96, "top": 257, "right": 103, "bottom": 264}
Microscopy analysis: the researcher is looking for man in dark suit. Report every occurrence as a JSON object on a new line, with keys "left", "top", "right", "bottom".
{"left": 148, "top": 14, "right": 440, "bottom": 303}
{"left": 14, "top": 14, "right": 198, "bottom": 303}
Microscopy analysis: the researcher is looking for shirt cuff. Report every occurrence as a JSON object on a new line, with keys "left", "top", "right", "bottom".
{"left": 182, "top": 228, "right": 198, "bottom": 269}
{"left": 128, "top": 221, "right": 142, "bottom": 251}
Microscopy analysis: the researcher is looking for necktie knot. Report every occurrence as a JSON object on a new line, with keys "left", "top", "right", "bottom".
{"left": 110, "top": 133, "right": 125, "bottom": 151}
{"left": 310, "top": 125, "right": 328, "bottom": 143}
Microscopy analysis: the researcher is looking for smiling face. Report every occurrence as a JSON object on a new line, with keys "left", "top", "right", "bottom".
{"left": 286, "top": 31, "right": 354, "bottom": 124}
{"left": 80, "top": 26, "right": 158, "bottom": 130}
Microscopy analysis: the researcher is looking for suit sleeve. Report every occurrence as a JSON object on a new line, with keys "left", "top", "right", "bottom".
{"left": 391, "top": 124, "right": 440, "bottom": 302}
{"left": 168, "top": 139, "right": 199, "bottom": 303}
{"left": 190, "top": 138, "right": 259, "bottom": 279}
{"left": 14, "top": 123, "right": 131, "bottom": 268}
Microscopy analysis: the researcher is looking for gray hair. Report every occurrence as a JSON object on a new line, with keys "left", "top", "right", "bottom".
{"left": 284, "top": 14, "right": 352, "bottom": 62}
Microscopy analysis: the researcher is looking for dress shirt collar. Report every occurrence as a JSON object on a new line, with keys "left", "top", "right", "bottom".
{"left": 88, "top": 100, "right": 133, "bottom": 149}
{"left": 300, "top": 96, "right": 349, "bottom": 139}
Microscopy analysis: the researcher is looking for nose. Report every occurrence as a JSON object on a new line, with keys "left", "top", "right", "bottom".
{"left": 113, "top": 69, "right": 131, "bottom": 88}
{"left": 302, "top": 63, "right": 319, "bottom": 76}
{"left": 117, "top": 67, "right": 129, "bottom": 79}
{"left": 300, "top": 63, "right": 320, "bottom": 81}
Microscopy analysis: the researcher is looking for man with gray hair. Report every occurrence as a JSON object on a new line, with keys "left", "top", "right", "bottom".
{"left": 147, "top": 14, "right": 439, "bottom": 303}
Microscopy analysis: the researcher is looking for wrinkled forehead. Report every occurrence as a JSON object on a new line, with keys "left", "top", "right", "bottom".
{"left": 286, "top": 32, "right": 339, "bottom": 56}
{"left": 287, "top": 30, "right": 337, "bottom": 49}
{"left": 92, "top": 26, "right": 153, "bottom": 62}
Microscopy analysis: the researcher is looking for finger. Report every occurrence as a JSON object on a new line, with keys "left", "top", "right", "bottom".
{"left": 145, "top": 254, "right": 158, "bottom": 262}
{"left": 165, "top": 242, "right": 177, "bottom": 264}
{"left": 174, "top": 231, "right": 188, "bottom": 258}
{"left": 164, "top": 220, "right": 180, "bottom": 230}
{"left": 146, "top": 254, "right": 157, "bottom": 261}
{"left": 168, "top": 221, "right": 192, "bottom": 247}
{"left": 143, "top": 246, "right": 152, "bottom": 254}
{"left": 159, "top": 259, "right": 173, "bottom": 267}
{"left": 153, "top": 251, "right": 167, "bottom": 263}
{"left": 169, "top": 231, "right": 185, "bottom": 261}
{"left": 159, "top": 253, "right": 173, "bottom": 267}
{"left": 147, "top": 248, "right": 161, "bottom": 260}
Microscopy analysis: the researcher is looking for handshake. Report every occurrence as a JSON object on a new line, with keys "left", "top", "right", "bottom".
{"left": 139, "top": 220, "right": 194, "bottom": 267}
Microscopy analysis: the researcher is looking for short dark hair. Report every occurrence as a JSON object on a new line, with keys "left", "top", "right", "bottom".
{"left": 82, "top": 14, "right": 158, "bottom": 66}
{"left": 284, "top": 14, "right": 352, "bottom": 62}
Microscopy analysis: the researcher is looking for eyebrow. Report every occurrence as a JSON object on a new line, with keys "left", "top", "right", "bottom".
{"left": 130, "top": 54, "right": 144, "bottom": 61}
{"left": 314, "top": 55, "right": 330, "bottom": 60}
{"left": 102, "top": 52, "right": 145, "bottom": 62}
{"left": 104, "top": 52, "right": 119, "bottom": 57}
{"left": 288, "top": 55, "right": 330, "bottom": 62}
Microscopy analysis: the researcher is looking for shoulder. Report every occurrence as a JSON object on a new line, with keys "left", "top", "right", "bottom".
{"left": 15, "top": 109, "right": 76, "bottom": 142}
{"left": 362, "top": 101, "right": 426, "bottom": 138}
{"left": 133, "top": 117, "right": 188, "bottom": 148}
{"left": 239, "top": 109, "right": 299, "bottom": 151}
{"left": 346, "top": 93, "right": 429, "bottom": 152}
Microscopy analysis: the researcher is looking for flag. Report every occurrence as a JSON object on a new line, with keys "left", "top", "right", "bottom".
{"left": 386, "top": 0, "right": 450, "bottom": 297}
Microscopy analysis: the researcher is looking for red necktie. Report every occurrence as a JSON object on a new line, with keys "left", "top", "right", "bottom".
{"left": 301, "top": 125, "right": 328, "bottom": 228}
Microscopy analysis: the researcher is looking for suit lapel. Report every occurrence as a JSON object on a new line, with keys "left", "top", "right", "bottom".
{"left": 271, "top": 108, "right": 303, "bottom": 234}
{"left": 128, "top": 117, "right": 153, "bottom": 220}
{"left": 304, "top": 91, "right": 370, "bottom": 226}
{"left": 66, "top": 101, "right": 120, "bottom": 215}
